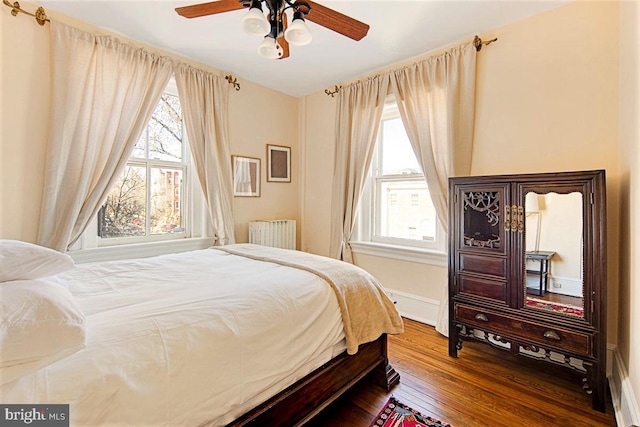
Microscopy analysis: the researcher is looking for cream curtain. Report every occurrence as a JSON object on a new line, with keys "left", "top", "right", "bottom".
{"left": 38, "top": 20, "right": 173, "bottom": 251}
{"left": 329, "top": 76, "right": 389, "bottom": 262}
{"left": 174, "top": 64, "right": 235, "bottom": 245}
{"left": 390, "top": 42, "right": 477, "bottom": 336}
{"left": 390, "top": 42, "right": 477, "bottom": 234}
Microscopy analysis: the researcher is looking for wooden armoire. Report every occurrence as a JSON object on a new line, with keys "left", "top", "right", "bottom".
{"left": 448, "top": 170, "right": 607, "bottom": 412}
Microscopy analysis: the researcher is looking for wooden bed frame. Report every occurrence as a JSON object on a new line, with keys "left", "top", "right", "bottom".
{"left": 228, "top": 334, "right": 399, "bottom": 426}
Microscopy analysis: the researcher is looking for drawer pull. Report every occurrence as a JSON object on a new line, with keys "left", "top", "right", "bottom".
{"left": 543, "top": 330, "right": 561, "bottom": 340}
{"left": 474, "top": 313, "right": 489, "bottom": 322}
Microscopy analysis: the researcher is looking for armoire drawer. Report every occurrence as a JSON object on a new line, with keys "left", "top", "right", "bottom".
{"left": 454, "top": 303, "right": 592, "bottom": 357}
{"left": 457, "top": 275, "right": 507, "bottom": 303}
{"left": 459, "top": 253, "right": 506, "bottom": 278}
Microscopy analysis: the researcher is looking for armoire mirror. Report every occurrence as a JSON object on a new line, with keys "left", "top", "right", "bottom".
{"left": 524, "top": 191, "right": 584, "bottom": 318}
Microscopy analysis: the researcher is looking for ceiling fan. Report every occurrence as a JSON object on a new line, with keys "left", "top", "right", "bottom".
{"left": 175, "top": 0, "right": 370, "bottom": 59}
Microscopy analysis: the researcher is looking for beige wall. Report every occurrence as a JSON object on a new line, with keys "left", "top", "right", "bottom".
{"left": 618, "top": 0, "right": 640, "bottom": 414}
{"left": 0, "top": 3, "right": 300, "bottom": 247}
{"left": 300, "top": 91, "right": 336, "bottom": 256}
{"left": 302, "top": 1, "right": 622, "bottom": 336}
{"left": 473, "top": 0, "right": 621, "bottom": 342}
{"left": 228, "top": 79, "right": 300, "bottom": 245}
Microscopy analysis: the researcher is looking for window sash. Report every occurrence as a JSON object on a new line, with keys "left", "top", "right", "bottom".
{"left": 354, "top": 100, "right": 445, "bottom": 253}
{"left": 97, "top": 85, "right": 191, "bottom": 247}
{"left": 372, "top": 175, "right": 438, "bottom": 250}
{"left": 72, "top": 81, "right": 211, "bottom": 257}
{"left": 97, "top": 160, "right": 188, "bottom": 245}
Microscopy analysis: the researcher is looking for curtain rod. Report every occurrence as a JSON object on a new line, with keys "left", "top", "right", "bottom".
{"left": 5, "top": 2, "right": 495, "bottom": 98}
{"left": 4, "top": 1, "right": 242, "bottom": 93}
{"left": 324, "top": 34, "right": 498, "bottom": 97}
{"left": 3, "top": 0, "right": 49, "bottom": 25}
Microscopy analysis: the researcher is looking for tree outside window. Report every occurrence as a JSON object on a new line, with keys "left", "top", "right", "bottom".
{"left": 99, "top": 93, "right": 187, "bottom": 239}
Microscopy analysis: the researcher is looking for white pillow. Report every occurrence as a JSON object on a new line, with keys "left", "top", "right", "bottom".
{"left": 0, "top": 240, "right": 74, "bottom": 282}
{"left": 0, "top": 279, "right": 86, "bottom": 385}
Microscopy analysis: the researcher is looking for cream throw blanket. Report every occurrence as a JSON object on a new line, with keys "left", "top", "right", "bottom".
{"left": 215, "top": 244, "right": 404, "bottom": 355}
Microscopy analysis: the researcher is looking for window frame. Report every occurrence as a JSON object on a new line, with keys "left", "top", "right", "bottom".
{"left": 352, "top": 98, "right": 446, "bottom": 264}
{"left": 97, "top": 83, "right": 189, "bottom": 246}
{"left": 70, "top": 77, "right": 212, "bottom": 261}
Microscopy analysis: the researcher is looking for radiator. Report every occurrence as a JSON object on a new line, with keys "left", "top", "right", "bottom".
{"left": 249, "top": 220, "right": 296, "bottom": 250}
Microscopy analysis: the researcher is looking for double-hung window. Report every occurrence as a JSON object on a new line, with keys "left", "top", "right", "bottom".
{"left": 71, "top": 78, "right": 212, "bottom": 262}
{"left": 355, "top": 99, "right": 445, "bottom": 255}
{"left": 98, "top": 89, "right": 188, "bottom": 243}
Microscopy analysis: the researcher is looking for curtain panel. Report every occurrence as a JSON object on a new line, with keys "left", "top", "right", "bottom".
{"left": 38, "top": 21, "right": 236, "bottom": 252}
{"left": 329, "top": 42, "right": 477, "bottom": 336}
{"left": 329, "top": 76, "right": 390, "bottom": 262}
{"left": 174, "top": 64, "right": 235, "bottom": 245}
{"left": 38, "top": 20, "right": 173, "bottom": 251}
{"left": 390, "top": 42, "right": 477, "bottom": 235}
{"left": 390, "top": 42, "right": 477, "bottom": 337}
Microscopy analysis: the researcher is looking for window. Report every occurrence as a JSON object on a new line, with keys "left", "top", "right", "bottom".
{"left": 98, "top": 85, "right": 189, "bottom": 244}
{"left": 69, "top": 79, "right": 212, "bottom": 261}
{"left": 355, "top": 100, "right": 445, "bottom": 253}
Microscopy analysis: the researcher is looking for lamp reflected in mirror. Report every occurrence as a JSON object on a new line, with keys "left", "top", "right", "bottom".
{"left": 525, "top": 192, "right": 542, "bottom": 252}
{"left": 524, "top": 191, "right": 584, "bottom": 318}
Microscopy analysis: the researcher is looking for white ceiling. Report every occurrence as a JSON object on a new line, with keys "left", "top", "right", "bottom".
{"left": 36, "top": 0, "right": 571, "bottom": 97}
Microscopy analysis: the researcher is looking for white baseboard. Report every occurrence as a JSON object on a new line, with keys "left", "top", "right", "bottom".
{"left": 386, "top": 288, "right": 440, "bottom": 327}
{"left": 609, "top": 344, "right": 640, "bottom": 427}
{"left": 548, "top": 275, "right": 582, "bottom": 298}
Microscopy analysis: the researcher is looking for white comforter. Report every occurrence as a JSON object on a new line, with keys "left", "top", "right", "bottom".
{"left": 0, "top": 248, "right": 346, "bottom": 426}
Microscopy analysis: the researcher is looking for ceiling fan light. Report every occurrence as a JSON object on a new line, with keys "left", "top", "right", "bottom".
{"left": 242, "top": 7, "right": 270, "bottom": 37}
{"left": 284, "top": 13, "right": 312, "bottom": 46}
{"left": 257, "top": 36, "right": 284, "bottom": 59}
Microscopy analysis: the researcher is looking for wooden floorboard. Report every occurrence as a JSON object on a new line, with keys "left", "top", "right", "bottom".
{"left": 308, "top": 318, "right": 616, "bottom": 427}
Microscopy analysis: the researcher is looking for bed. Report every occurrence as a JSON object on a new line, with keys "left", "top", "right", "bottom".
{"left": 0, "top": 241, "right": 404, "bottom": 426}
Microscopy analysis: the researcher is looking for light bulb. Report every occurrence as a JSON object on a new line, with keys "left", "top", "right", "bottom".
{"left": 257, "top": 37, "right": 284, "bottom": 59}
{"left": 242, "top": 7, "right": 270, "bottom": 37}
{"left": 284, "top": 12, "right": 312, "bottom": 46}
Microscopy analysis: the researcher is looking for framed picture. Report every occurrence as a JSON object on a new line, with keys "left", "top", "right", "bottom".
{"left": 267, "top": 144, "right": 291, "bottom": 182}
{"left": 232, "top": 155, "right": 260, "bottom": 197}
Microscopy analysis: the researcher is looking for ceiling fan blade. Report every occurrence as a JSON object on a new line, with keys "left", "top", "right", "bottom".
{"left": 279, "top": 12, "right": 290, "bottom": 59}
{"left": 305, "top": 0, "right": 369, "bottom": 41}
{"left": 175, "top": 0, "right": 246, "bottom": 19}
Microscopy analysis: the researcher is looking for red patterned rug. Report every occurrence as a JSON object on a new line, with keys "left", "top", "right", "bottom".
{"left": 370, "top": 397, "right": 452, "bottom": 427}
{"left": 525, "top": 297, "right": 583, "bottom": 317}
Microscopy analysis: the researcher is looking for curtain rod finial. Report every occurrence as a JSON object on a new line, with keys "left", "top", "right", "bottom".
{"left": 325, "top": 85, "right": 341, "bottom": 97}
{"left": 3, "top": 0, "right": 49, "bottom": 25}
{"left": 473, "top": 35, "right": 498, "bottom": 52}
{"left": 225, "top": 75, "right": 241, "bottom": 91}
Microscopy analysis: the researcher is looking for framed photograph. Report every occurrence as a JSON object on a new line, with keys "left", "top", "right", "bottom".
{"left": 232, "top": 155, "right": 260, "bottom": 197}
{"left": 267, "top": 144, "right": 291, "bottom": 182}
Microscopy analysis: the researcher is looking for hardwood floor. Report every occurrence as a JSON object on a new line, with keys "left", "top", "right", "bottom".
{"left": 308, "top": 319, "right": 616, "bottom": 427}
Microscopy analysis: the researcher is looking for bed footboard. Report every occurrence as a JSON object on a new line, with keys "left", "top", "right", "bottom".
{"left": 227, "top": 334, "right": 398, "bottom": 427}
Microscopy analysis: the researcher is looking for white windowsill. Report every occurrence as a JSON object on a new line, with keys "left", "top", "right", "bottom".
{"left": 68, "top": 237, "right": 214, "bottom": 264}
{"left": 349, "top": 241, "right": 447, "bottom": 267}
